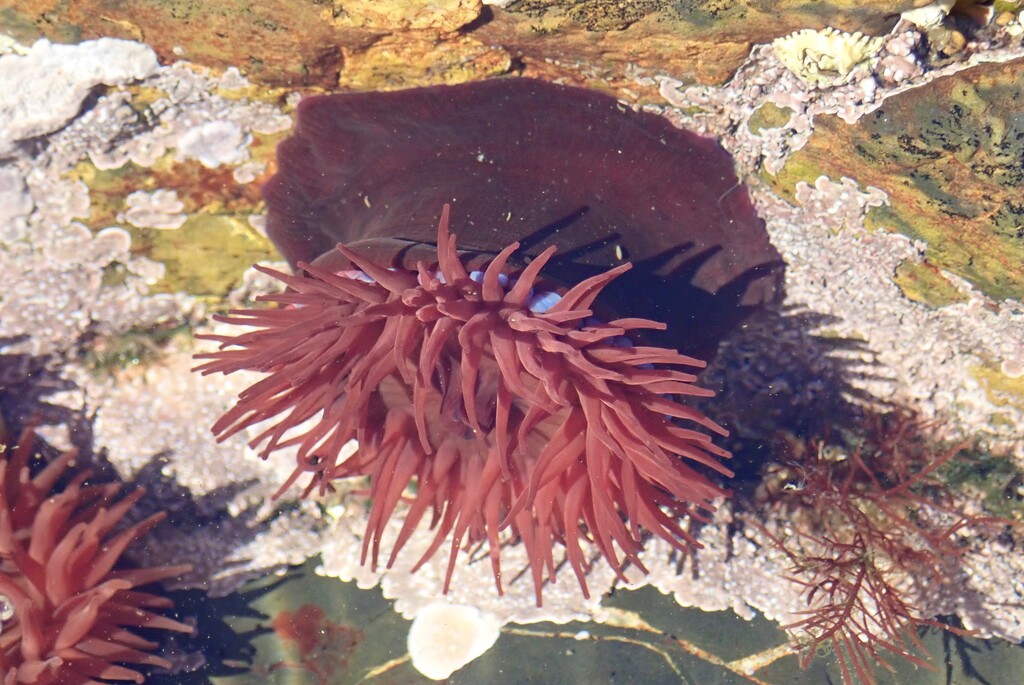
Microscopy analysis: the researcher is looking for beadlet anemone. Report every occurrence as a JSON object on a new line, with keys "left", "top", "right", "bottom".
{"left": 0, "top": 427, "right": 192, "bottom": 684}
{"left": 197, "top": 78, "right": 782, "bottom": 604}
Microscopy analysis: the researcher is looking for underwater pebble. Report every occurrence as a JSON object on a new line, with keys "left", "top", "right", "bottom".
{"left": 407, "top": 603, "right": 501, "bottom": 680}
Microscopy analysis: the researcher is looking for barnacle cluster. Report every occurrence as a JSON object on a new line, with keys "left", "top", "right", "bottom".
{"left": 899, "top": 0, "right": 957, "bottom": 30}
{"left": 772, "top": 28, "right": 884, "bottom": 87}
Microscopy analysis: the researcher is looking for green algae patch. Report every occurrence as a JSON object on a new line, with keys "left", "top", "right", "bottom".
{"left": 485, "top": 1, "right": 910, "bottom": 86}
{"left": 761, "top": 146, "right": 836, "bottom": 204}
{"left": 338, "top": 34, "right": 512, "bottom": 91}
{"left": 509, "top": 0, "right": 909, "bottom": 38}
{"left": 70, "top": 157, "right": 280, "bottom": 297}
{"left": 940, "top": 449, "right": 1024, "bottom": 522}
{"left": 0, "top": 6, "right": 56, "bottom": 44}
{"left": 12, "top": 0, "right": 916, "bottom": 96}
{"left": 995, "top": 0, "right": 1023, "bottom": 15}
{"left": 66, "top": 113, "right": 290, "bottom": 299}
{"left": 70, "top": 158, "right": 259, "bottom": 227}
{"left": 86, "top": 322, "right": 191, "bottom": 374}
{"left": 891, "top": 258, "right": 967, "bottom": 308}
{"left": 972, "top": 364, "right": 1024, "bottom": 410}
{"left": 748, "top": 102, "right": 793, "bottom": 134}
{"left": 136, "top": 214, "right": 278, "bottom": 297}
{"left": 776, "top": 58, "right": 1024, "bottom": 302}
{"left": 522, "top": 0, "right": 666, "bottom": 32}
{"left": 71, "top": 162, "right": 135, "bottom": 227}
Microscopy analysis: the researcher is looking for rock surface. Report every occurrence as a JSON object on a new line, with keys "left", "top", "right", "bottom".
{"left": 2, "top": 2, "right": 1024, "bottom": 682}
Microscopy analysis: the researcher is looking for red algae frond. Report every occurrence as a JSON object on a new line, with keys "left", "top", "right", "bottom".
{"left": 754, "top": 412, "right": 1011, "bottom": 685}
{"left": 196, "top": 206, "right": 733, "bottom": 604}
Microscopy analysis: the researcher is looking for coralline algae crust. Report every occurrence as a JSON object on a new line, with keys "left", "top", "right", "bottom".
{"left": 651, "top": 27, "right": 1024, "bottom": 458}
{"left": 0, "top": 38, "right": 159, "bottom": 153}
{"left": 0, "top": 35, "right": 301, "bottom": 594}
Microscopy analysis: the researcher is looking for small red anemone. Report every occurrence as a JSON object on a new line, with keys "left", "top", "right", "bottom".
{"left": 196, "top": 207, "right": 733, "bottom": 604}
{"left": 0, "top": 427, "right": 192, "bottom": 685}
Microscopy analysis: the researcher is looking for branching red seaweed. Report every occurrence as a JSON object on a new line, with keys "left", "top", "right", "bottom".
{"left": 753, "top": 411, "right": 1008, "bottom": 685}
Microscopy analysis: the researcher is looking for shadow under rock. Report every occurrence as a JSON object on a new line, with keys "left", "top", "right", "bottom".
{"left": 1, "top": 339, "right": 315, "bottom": 598}
{"left": 697, "top": 305, "right": 892, "bottom": 481}
{"left": 103, "top": 450, "right": 299, "bottom": 597}
{"left": 0, "top": 338, "right": 82, "bottom": 432}
{"left": 147, "top": 573, "right": 298, "bottom": 685}
{"left": 940, "top": 615, "right": 997, "bottom": 685}
{"left": 310, "top": 202, "right": 787, "bottom": 363}
{"left": 537, "top": 223, "right": 786, "bottom": 362}
{"left": 0, "top": 367, "right": 284, "bottom": 684}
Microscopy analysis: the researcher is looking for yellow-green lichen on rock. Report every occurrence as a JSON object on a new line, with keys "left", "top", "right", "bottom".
{"left": 338, "top": 34, "right": 511, "bottom": 90}
{"left": 140, "top": 214, "right": 277, "bottom": 297}
{"left": 4, "top": 0, "right": 918, "bottom": 91}
{"left": 972, "top": 364, "right": 1024, "bottom": 413}
{"left": 939, "top": 444, "right": 1024, "bottom": 522}
{"left": 771, "top": 58, "right": 1024, "bottom": 303}
{"left": 70, "top": 155, "right": 267, "bottom": 225}
{"left": 324, "top": 0, "right": 482, "bottom": 32}
{"left": 485, "top": 0, "right": 913, "bottom": 85}
{"left": 891, "top": 259, "right": 968, "bottom": 308}
{"left": 1, "top": 0, "right": 362, "bottom": 87}
{"left": 747, "top": 102, "right": 793, "bottom": 133}
{"left": 508, "top": 0, "right": 911, "bottom": 35}
{"left": 64, "top": 118, "right": 285, "bottom": 299}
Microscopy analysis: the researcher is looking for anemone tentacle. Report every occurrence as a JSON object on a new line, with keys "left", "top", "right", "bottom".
{"left": 196, "top": 206, "right": 732, "bottom": 605}
{"left": 0, "top": 428, "right": 191, "bottom": 685}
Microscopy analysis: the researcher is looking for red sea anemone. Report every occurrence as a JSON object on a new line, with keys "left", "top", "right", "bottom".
{"left": 197, "top": 205, "right": 734, "bottom": 604}
{"left": 199, "top": 78, "right": 782, "bottom": 604}
{"left": 0, "top": 427, "right": 192, "bottom": 684}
